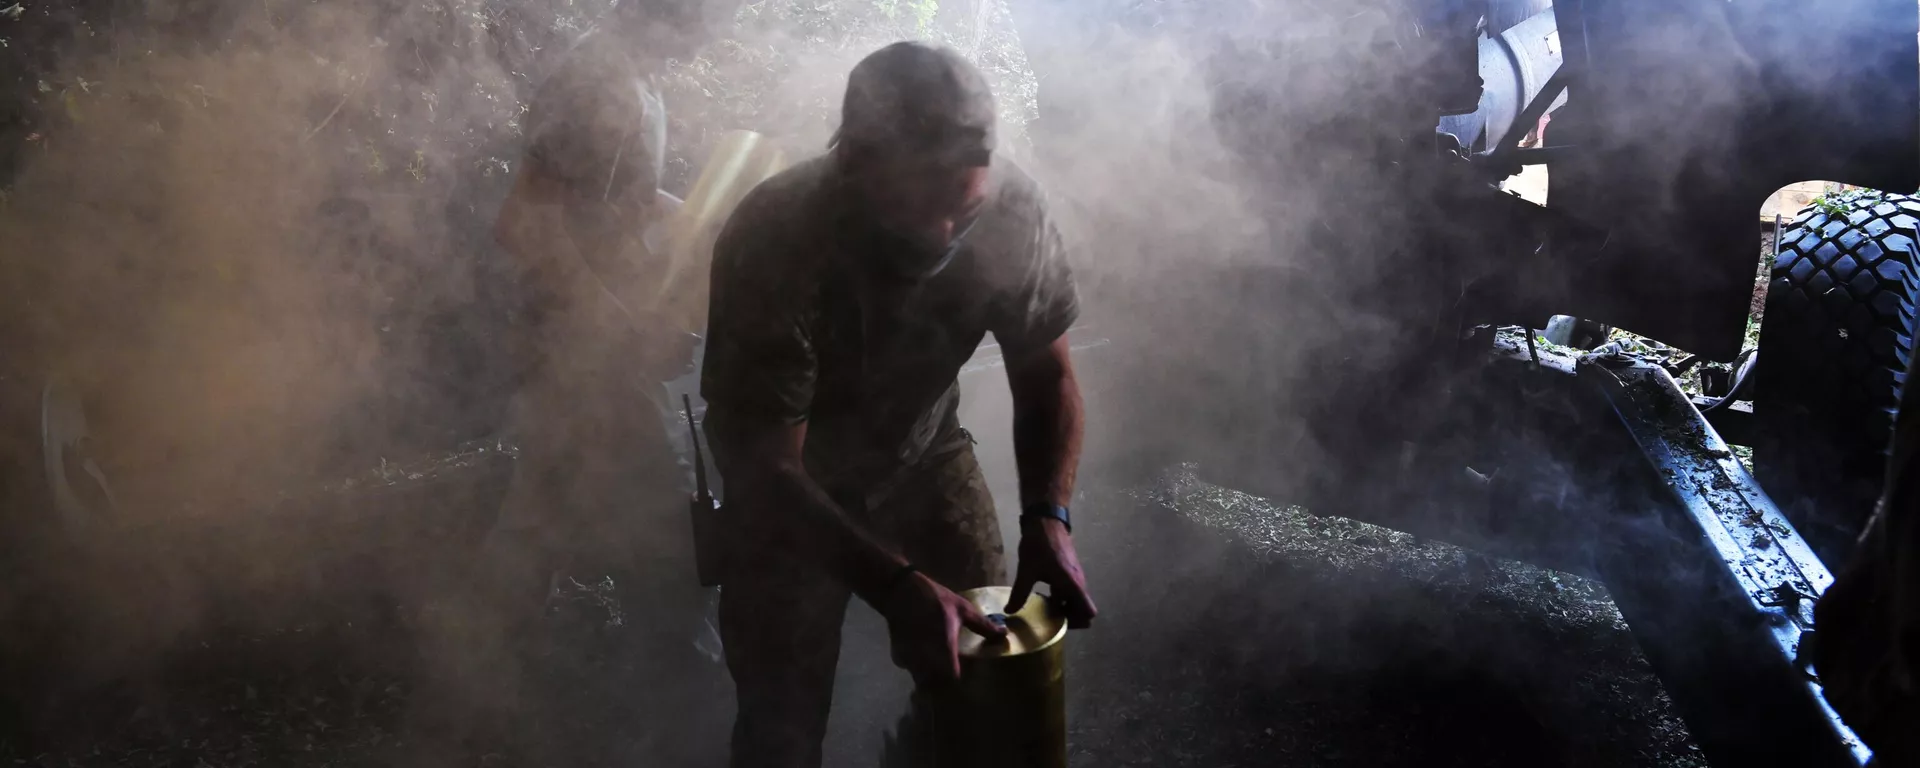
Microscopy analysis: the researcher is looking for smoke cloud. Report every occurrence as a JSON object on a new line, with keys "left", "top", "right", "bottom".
{"left": 0, "top": 0, "right": 1070, "bottom": 761}
{"left": 0, "top": 0, "right": 1815, "bottom": 763}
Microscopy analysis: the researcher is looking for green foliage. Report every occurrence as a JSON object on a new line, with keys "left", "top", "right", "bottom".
{"left": 1811, "top": 186, "right": 1885, "bottom": 218}
{"left": 909, "top": 0, "right": 939, "bottom": 35}
{"left": 1732, "top": 444, "right": 1754, "bottom": 473}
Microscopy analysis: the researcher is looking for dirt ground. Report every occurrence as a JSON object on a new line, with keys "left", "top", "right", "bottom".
{"left": 1, "top": 453, "right": 1708, "bottom": 768}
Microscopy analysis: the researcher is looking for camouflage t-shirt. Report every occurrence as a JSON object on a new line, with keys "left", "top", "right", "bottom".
{"left": 701, "top": 155, "right": 1078, "bottom": 502}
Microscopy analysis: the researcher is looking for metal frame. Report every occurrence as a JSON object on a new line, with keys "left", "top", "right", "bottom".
{"left": 1482, "top": 332, "right": 1870, "bottom": 766}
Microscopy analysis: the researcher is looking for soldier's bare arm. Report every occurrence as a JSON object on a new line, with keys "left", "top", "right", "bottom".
{"left": 992, "top": 183, "right": 1096, "bottom": 627}
{"left": 1009, "top": 335, "right": 1085, "bottom": 513}
{"left": 1004, "top": 335, "right": 1096, "bottom": 628}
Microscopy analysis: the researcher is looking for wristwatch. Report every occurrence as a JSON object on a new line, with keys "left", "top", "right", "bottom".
{"left": 1021, "top": 502, "right": 1072, "bottom": 533}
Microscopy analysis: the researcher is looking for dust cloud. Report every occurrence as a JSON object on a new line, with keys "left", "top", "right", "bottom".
{"left": 0, "top": 0, "right": 1740, "bottom": 763}
{"left": 1008, "top": 0, "right": 1471, "bottom": 497}
{"left": 0, "top": 0, "right": 596, "bottom": 739}
{"left": 0, "top": 0, "right": 1443, "bottom": 711}
{"left": 0, "top": 0, "right": 1211, "bottom": 760}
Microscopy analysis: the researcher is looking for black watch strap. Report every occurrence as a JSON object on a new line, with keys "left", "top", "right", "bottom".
{"left": 880, "top": 562, "right": 919, "bottom": 596}
{"left": 1021, "top": 502, "right": 1072, "bottom": 532}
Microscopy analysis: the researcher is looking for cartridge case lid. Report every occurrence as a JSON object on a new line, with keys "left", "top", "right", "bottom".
{"left": 957, "top": 586, "right": 1067, "bottom": 660}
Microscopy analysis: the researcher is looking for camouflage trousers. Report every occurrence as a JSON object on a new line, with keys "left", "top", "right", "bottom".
{"left": 720, "top": 440, "right": 1007, "bottom": 768}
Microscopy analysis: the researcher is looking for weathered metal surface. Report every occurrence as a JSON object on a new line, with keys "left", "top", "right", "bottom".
{"left": 1440, "top": 7, "right": 1565, "bottom": 153}
{"left": 1479, "top": 331, "right": 1869, "bottom": 766}
{"left": 1587, "top": 351, "right": 1834, "bottom": 620}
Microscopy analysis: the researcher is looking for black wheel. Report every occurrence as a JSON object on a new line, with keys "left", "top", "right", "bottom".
{"left": 1754, "top": 191, "right": 1920, "bottom": 562}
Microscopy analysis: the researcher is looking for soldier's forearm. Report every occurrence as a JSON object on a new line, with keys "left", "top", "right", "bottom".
{"left": 1009, "top": 336, "right": 1085, "bottom": 511}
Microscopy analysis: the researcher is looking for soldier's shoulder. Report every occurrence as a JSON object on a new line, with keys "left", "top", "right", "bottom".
{"left": 713, "top": 156, "right": 834, "bottom": 279}
{"left": 976, "top": 156, "right": 1056, "bottom": 241}
{"left": 725, "top": 155, "right": 834, "bottom": 237}
{"left": 968, "top": 155, "right": 1055, "bottom": 249}
{"left": 987, "top": 156, "right": 1046, "bottom": 211}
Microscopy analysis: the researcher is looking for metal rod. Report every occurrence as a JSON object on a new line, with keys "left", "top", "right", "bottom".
{"left": 1484, "top": 66, "right": 1573, "bottom": 170}
{"left": 684, "top": 394, "right": 711, "bottom": 506}
{"left": 1774, "top": 212, "right": 1785, "bottom": 262}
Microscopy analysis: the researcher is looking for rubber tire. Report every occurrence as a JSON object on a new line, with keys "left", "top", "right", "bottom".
{"left": 1754, "top": 193, "right": 1920, "bottom": 562}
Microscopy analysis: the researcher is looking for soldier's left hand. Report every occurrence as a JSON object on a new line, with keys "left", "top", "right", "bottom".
{"left": 1007, "top": 516, "right": 1097, "bottom": 629}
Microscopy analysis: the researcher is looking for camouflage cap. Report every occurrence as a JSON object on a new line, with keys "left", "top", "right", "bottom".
{"left": 834, "top": 41, "right": 997, "bottom": 167}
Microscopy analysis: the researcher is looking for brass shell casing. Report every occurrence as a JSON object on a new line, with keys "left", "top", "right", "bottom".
{"left": 647, "top": 130, "right": 789, "bottom": 332}
{"left": 933, "top": 586, "right": 1069, "bottom": 768}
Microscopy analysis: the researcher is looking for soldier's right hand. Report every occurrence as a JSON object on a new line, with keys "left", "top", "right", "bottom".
{"left": 879, "top": 570, "right": 1005, "bottom": 685}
